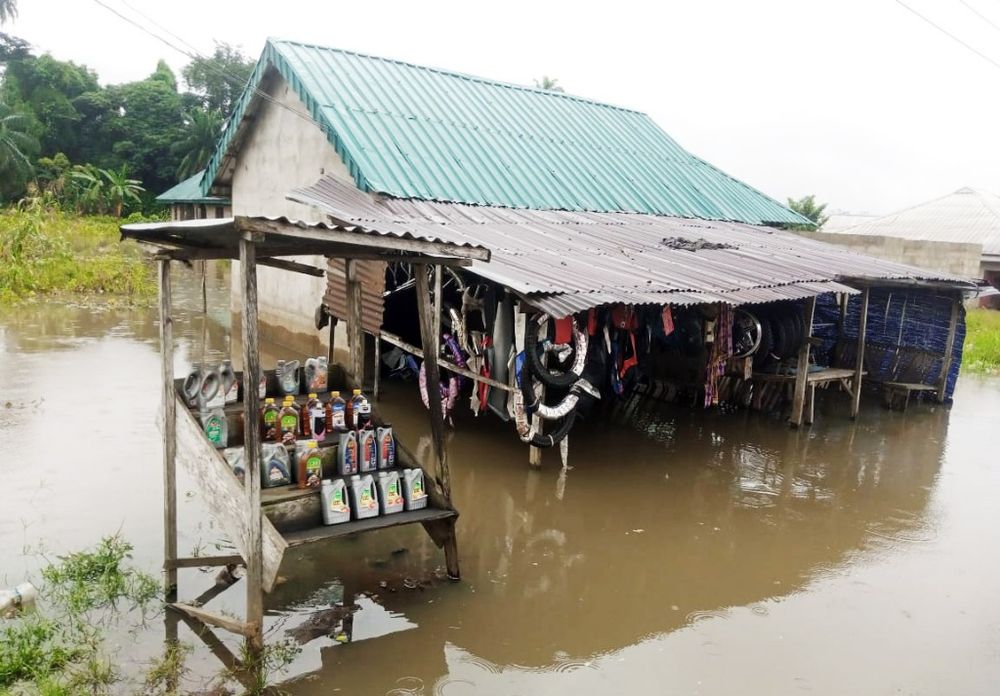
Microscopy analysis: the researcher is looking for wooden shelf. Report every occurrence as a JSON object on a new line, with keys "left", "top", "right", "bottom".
{"left": 281, "top": 507, "right": 456, "bottom": 547}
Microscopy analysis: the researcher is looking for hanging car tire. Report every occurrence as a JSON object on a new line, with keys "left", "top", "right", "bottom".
{"left": 732, "top": 308, "right": 762, "bottom": 358}
{"left": 524, "top": 315, "right": 588, "bottom": 388}
{"left": 755, "top": 309, "right": 776, "bottom": 368}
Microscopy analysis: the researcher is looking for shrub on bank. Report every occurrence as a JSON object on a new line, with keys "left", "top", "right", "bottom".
{"left": 964, "top": 308, "right": 1000, "bottom": 374}
{"left": 0, "top": 206, "right": 154, "bottom": 303}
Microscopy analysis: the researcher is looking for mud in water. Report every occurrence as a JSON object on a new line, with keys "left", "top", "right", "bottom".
{"left": 1, "top": 263, "right": 999, "bottom": 695}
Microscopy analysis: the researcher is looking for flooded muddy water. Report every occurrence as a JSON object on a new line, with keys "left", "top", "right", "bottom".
{"left": 2, "top": 264, "right": 999, "bottom": 694}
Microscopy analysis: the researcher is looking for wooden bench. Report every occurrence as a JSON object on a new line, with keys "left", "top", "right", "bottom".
{"left": 752, "top": 367, "right": 863, "bottom": 424}
{"left": 881, "top": 382, "right": 938, "bottom": 411}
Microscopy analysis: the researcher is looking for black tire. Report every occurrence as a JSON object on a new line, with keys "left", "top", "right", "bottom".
{"left": 527, "top": 411, "right": 576, "bottom": 448}
{"left": 755, "top": 309, "right": 776, "bottom": 368}
{"left": 771, "top": 311, "right": 795, "bottom": 359}
{"left": 525, "top": 316, "right": 584, "bottom": 388}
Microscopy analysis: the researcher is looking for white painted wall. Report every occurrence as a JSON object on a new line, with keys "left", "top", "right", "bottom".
{"left": 229, "top": 75, "right": 354, "bottom": 351}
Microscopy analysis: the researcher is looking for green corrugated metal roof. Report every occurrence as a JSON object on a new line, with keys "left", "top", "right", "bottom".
{"left": 158, "top": 170, "right": 230, "bottom": 204}
{"left": 203, "top": 39, "right": 808, "bottom": 226}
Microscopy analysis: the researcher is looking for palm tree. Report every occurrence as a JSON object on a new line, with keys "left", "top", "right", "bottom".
{"left": 534, "top": 75, "right": 565, "bottom": 92}
{"left": 0, "top": 100, "right": 35, "bottom": 179}
{"left": 0, "top": 0, "right": 17, "bottom": 24}
{"left": 173, "top": 108, "right": 222, "bottom": 180}
{"left": 101, "top": 166, "right": 144, "bottom": 218}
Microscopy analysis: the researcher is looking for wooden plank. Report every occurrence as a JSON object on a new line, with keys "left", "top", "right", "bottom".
{"left": 936, "top": 295, "right": 960, "bottom": 403}
{"left": 380, "top": 331, "right": 513, "bottom": 392}
{"left": 170, "top": 602, "right": 249, "bottom": 638}
{"left": 346, "top": 259, "right": 364, "bottom": 388}
{"left": 239, "top": 235, "right": 265, "bottom": 651}
{"left": 790, "top": 297, "right": 818, "bottom": 427}
{"left": 166, "top": 555, "right": 244, "bottom": 570}
{"left": 236, "top": 216, "right": 491, "bottom": 262}
{"left": 258, "top": 257, "right": 326, "bottom": 277}
{"left": 282, "top": 508, "right": 456, "bottom": 547}
{"left": 884, "top": 382, "right": 938, "bottom": 391}
{"left": 415, "top": 264, "right": 452, "bottom": 503}
{"left": 852, "top": 287, "right": 870, "bottom": 419}
{"left": 173, "top": 398, "right": 288, "bottom": 592}
{"left": 158, "top": 260, "right": 178, "bottom": 597}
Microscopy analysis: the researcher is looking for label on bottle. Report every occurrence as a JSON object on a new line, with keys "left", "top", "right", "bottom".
{"left": 305, "top": 454, "right": 322, "bottom": 487}
{"left": 360, "top": 487, "right": 376, "bottom": 510}
{"left": 205, "top": 417, "right": 223, "bottom": 445}
{"left": 280, "top": 414, "right": 297, "bottom": 431}
{"left": 311, "top": 407, "right": 326, "bottom": 437}
{"left": 330, "top": 488, "right": 348, "bottom": 512}
{"left": 332, "top": 404, "right": 346, "bottom": 429}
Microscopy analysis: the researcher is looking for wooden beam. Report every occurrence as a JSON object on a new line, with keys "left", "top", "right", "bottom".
{"left": 346, "top": 259, "right": 364, "bottom": 387}
{"left": 936, "top": 294, "right": 961, "bottom": 403}
{"left": 158, "top": 260, "right": 178, "bottom": 599}
{"left": 235, "top": 215, "right": 491, "bottom": 262}
{"left": 258, "top": 258, "right": 325, "bottom": 277}
{"left": 239, "top": 235, "right": 265, "bottom": 653}
{"left": 170, "top": 602, "right": 249, "bottom": 638}
{"left": 380, "top": 330, "right": 513, "bottom": 392}
{"left": 852, "top": 287, "right": 870, "bottom": 419}
{"left": 415, "top": 264, "right": 452, "bottom": 503}
{"left": 165, "top": 555, "right": 244, "bottom": 570}
{"left": 790, "top": 297, "right": 817, "bottom": 428}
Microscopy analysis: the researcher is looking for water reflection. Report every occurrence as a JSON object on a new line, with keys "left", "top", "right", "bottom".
{"left": 2, "top": 263, "right": 992, "bottom": 695}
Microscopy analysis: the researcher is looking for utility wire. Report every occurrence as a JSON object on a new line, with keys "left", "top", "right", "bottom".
{"left": 88, "top": 0, "right": 318, "bottom": 127}
{"left": 894, "top": 0, "right": 1000, "bottom": 71}
{"left": 958, "top": 0, "right": 1000, "bottom": 33}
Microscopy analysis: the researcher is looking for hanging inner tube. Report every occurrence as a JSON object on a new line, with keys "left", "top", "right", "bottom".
{"left": 524, "top": 316, "right": 588, "bottom": 388}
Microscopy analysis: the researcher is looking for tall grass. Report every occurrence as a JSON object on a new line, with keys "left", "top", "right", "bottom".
{"left": 963, "top": 308, "right": 1000, "bottom": 374}
{"left": 0, "top": 205, "right": 154, "bottom": 303}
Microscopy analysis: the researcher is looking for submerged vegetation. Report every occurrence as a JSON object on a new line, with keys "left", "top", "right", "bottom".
{"left": 963, "top": 308, "right": 1000, "bottom": 374}
{"left": 0, "top": 204, "right": 155, "bottom": 303}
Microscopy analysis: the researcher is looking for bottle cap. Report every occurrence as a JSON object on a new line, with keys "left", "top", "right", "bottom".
{"left": 331, "top": 391, "right": 340, "bottom": 397}
{"left": 353, "top": 388, "right": 362, "bottom": 395}
{"left": 308, "top": 393, "right": 317, "bottom": 398}
{"left": 265, "top": 398, "right": 274, "bottom": 404}
{"left": 307, "top": 440, "right": 318, "bottom": 449}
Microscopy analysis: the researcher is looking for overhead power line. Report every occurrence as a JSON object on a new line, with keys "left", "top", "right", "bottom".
{"left": 88, "top": 0, "right": 318, "bottom": 128}
{"left": 959, "top": 0, "right": 1000, "bottom": 33}
{"left": 894, "top": 0, "right": 1000, "bottom": 71}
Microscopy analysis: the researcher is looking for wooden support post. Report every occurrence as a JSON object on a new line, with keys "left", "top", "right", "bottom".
{"left": 327, "top": 317, "right": 337, "bottom": 367}
{"left": 852, "top": 287, "right": 870, "bottom": 420}
{"left": 790, "top": 296, "right": 817, "bottom": 428}
{"left": 158, "top": 260, "right": 178, "bottom": 599}
{"left": 936, "top": 294, "right": 961, "bottom": 403}
{"left": 239, "top": 235, "right": 265, "bottom": 653}
{"left": 529, "top": 351, "right": 546, "bottom": 468}
{"left": 415, "top": 264, "right": 460, "bottom": 578}
{"left": 414, "top": 264, "right": 450, "bottom": 502}
{"left": 373, "top": 333, "right": 381, "bottom": 401}
{"left": 346, "top": 260, "right": 363, "bottom": 386}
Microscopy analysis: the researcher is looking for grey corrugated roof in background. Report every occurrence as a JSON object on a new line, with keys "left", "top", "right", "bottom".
{"left": 289, "top": 177, "right": 974, "bottom": 315}
{"left": 831, "top": 187, "right": 1000, "bottom": 257}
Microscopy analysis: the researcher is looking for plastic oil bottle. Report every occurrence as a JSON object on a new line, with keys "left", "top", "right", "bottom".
{"left": 337, "top": 430, "right": 358, "bottom": 475}
{"left": 220, "top": 359, "right": 238, "bottom": 404}
{"left": 327, "top": 391, "right": 347, "bottom": 432}
{"left": 358, "top": 429, "right": 377, "bottom": 473}
{"left": 346, "top": 388, "right": 365, "bottom": 428}
{"left": 261, "top": 398, "right": 280, "bottom": 442}
{"left": 201, "top": 408, "right": 227, "bottom": 449}
{"left": 305, "top": 393, "right": 326, "bottom": 441}
{"left": 349, "top": 473, "right": 379, "bottom": 519}
{"left": 297, "top": 440, "right": 323, "bottom": 489}
{"left": 402, "top": 468, "right": 429, "bottom": 511}
{"left": 376, "top": 426, "right": 395, "bottom": 469}
{"left": 321, "top": 479, "right": 351, "bottom": 525}
{"left": 376, "top": 470, "right": 404, "bottom": 515}
{"left": 279, "top": 397, "right": 300, "bottom": 445}
{"left": 304, "top": 356, "right": 328, "bottom": 392}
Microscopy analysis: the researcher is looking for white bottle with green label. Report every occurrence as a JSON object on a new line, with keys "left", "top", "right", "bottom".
{"left": 377, "top": 470, "right": 404, "bottom": 515}
{"left": 402, "top": 468, "right": 428, "bottom": 511}
{"left": 321, "top": 479, "right": 351, "bottom": 525}
{"left": 348, "top": 474, "right": 379, "bottom": 520}
{"left": 201, "top": 408, "right": 227, "bottom": 449}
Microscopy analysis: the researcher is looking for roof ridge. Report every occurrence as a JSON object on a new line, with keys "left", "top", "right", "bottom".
{"left": 267, "top": 37, "right": 648, "bottom": 116}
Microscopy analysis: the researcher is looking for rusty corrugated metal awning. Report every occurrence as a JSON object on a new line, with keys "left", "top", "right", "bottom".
{"left": 291, "top": 177, "right": 977, "bottom": 316}
{"left": 324, "top": 259, "right": 385, "bottom": 335}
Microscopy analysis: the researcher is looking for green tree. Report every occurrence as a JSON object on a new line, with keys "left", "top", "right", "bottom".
{"left": 173, "top": 107, "right": 221, "bottom": 180}
{"left": 0, "top": 99, "right": 37, "bottom": 200}
{"left": 100, "top": 165, "right": 144, "bottom": 217}
{"left": 786, "top": 195, "right": 829, "bottom": 231}
{"left": 0, "top": 0, "right": 16, "bottom": 24}
{"left": 534, "top": 75, "right": 564, "bottom": 92}
{"left": 181, "top": 42, "right": 253, "bottom": 115}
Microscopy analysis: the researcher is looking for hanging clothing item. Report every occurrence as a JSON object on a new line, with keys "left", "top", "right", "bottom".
{"left": 662, "top": 306, "right": 675, "bottom": 336}
{"left": 553, "top": 316, "right": 574, "bottom": 345}
{"left": 488, "top": 294, "right": 515, "bottom": 420}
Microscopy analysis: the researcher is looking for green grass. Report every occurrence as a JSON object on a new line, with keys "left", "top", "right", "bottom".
{"left": 0, "top": 207, "right": 154, "bottom": 304}
{"left": 963, "top": 308, "right": 1000, "bottom": 374}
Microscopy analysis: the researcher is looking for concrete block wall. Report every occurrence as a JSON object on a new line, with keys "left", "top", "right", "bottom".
{"left": 796, "top": 232, "right": 983, "bottom": 280}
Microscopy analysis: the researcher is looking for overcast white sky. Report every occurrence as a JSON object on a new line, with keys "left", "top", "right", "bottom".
{"left": 7, "top": 0, "right": 1000, "bottom": 214}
